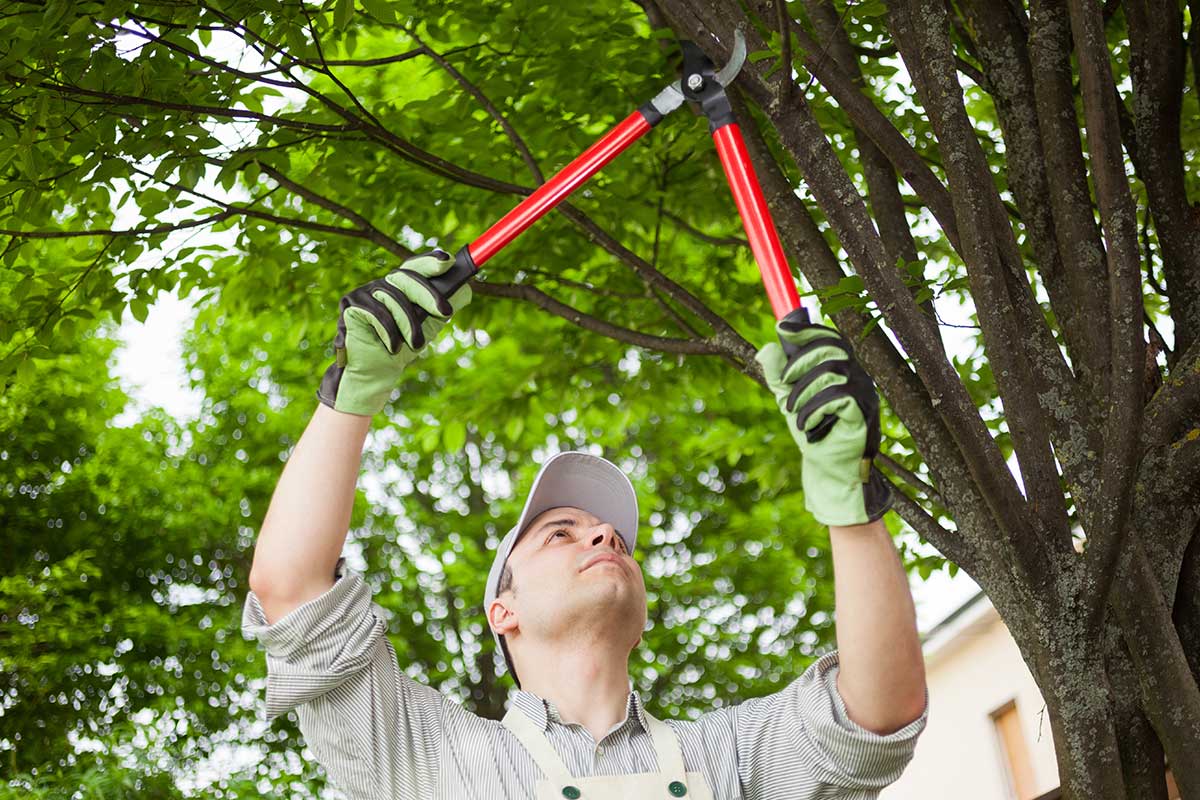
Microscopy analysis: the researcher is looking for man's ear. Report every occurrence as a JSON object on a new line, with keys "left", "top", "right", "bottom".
{"left": 489, "top": 598, "right": 518, "bottom": 637}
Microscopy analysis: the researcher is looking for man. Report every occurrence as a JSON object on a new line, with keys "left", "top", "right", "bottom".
{"left": 242, "top": 251, "right": 928, "bottom": 799}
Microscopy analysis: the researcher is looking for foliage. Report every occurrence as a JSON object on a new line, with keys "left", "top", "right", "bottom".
{"left": 0, "top": 4, "right": 880, "bottom": 792}
{"left": 4, "top": 0, "right": 1198, "bottom": 797}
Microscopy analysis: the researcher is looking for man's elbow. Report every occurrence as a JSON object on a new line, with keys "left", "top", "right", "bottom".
{"left": 840, "top": 674, "right": 928, "bottom": 735}
{"left": 875, "top": 683, "right": 929, "bottom": 733}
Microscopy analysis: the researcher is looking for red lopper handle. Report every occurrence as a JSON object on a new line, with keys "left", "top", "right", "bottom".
{"left": 711, "top": 123, "right": 803, "bottom": 321}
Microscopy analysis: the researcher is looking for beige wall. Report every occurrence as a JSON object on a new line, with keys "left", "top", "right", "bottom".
{"left": 882, "top": 597, "right": 1060, "bottom": 800}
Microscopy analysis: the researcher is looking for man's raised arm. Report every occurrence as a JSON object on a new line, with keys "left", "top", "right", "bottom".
{"left": 248, "top": 405, "right": 371, "bottom": 622}
{"left": 248, "top": 250, "right": 473, "bottom": 622}
{"left": 828, "top": 518, "right": 926, "bottom": 733}
{"left": 756, "top": 311, "right": 927, "bottom": 734}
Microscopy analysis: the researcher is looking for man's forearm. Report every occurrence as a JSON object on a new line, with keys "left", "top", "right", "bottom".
{"left": 248, "top": 403, "right": 372, "bottom": 603}
{"left": 828, "top": 518, "right": 927, "bottom": 734}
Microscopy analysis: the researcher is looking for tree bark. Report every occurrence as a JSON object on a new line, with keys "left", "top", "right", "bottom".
{"left": 1111, "top": 544, "right": 1200, "bottom": 797}
{"left": 1104, "top": 625, "right": 1169, "bottom": 800}
{"left": 1124, "top": 0, "right": 1200, "bottom": 358}
{"left": 1175, "top": 522, "right": 1200, "bottom": 689}
{"left": 1033, "top": 633, "right": 1128, "bottom": 799}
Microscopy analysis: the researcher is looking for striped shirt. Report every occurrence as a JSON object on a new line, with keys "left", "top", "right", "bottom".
{"left": 241, "top": 557, "right": 927, "bottom": 799}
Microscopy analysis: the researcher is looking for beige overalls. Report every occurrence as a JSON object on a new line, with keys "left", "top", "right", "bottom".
{"left": 502, "top": 706, "right": 716, "bottom": 799}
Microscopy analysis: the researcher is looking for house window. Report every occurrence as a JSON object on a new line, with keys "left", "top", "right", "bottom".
{"left": 991, "top": 700, "right": 1037, "bottom": 800}
{"left": 1166, "top": 766, "right": 1180, "bottom": 799}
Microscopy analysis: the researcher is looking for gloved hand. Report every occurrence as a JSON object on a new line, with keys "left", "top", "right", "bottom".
{"left": 317, "top": 250, "right": 472, "bottom": 416}
{"left": 755, "top": 309, "right": 892, "bottom": 527}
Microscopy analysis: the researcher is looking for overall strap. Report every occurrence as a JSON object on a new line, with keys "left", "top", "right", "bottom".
{"left": 502, "top": 707, "right": 576, "bottom": 785}
{"left": 643, "top": 711, "right": 688, "bottom": 785}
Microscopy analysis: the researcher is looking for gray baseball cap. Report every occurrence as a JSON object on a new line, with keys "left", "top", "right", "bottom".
{"left": 483, "top": 451, "right": 639, "bottom": 688}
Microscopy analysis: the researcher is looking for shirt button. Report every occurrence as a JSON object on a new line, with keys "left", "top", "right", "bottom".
{"left": 596, "top": 746, "right": 604, "bottom": 757}
{"left": 668, "top": 781, "right": 688, "bottom": 797}
{"left": 561, "top": 787, "right": 581, "bottom": 799}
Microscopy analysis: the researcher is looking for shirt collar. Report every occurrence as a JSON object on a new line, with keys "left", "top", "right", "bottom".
{"left": 510, "top": 677, "right": 649, "bottom": 735}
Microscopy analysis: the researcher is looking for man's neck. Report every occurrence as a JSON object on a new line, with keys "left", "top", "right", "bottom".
{"left": 516, "top": 641, "right": 633, "bottom": 746}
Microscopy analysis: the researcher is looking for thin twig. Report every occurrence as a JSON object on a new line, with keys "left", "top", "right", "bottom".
{"left": 514, "top": 267, "right": 646, "bottom": 299}
{"left": 299, "top": 5, "right": 388, "bottom": 131}
{"left": 877, "top": 452, "right": 944, "bottom": 506}
{"left": 777, "top": 0, "right": 794, "bottom": 102}
{"left": 406, "top": 27, "right": 544, "bottom": 183}
{"left": 0, "top": 211, "right": 235, "bottom": 239}
{"left": 661, "top": 209, "right": 749, "bottom": 248}
{"left": 247, "top": 159, "right": 410, "bottom": 257}
{"left": 1, "top": 239, "right": 115, "bottom": 369}
{"left": 471, "top": 280, "right": 724, "bottom": 356}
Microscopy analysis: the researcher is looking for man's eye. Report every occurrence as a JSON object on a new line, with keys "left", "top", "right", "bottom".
{"left": 550, "top": 529, "right": 569, "bottom": 541}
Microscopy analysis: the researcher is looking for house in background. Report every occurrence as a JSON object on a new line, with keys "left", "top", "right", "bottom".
{"left": 882, "top": 592, "right": 1181, "bottom": 800}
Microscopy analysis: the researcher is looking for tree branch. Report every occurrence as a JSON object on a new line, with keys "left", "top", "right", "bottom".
{"left": 0, "top": 239, "right": 115, "bottom": 372}
{"left": 1143, "top": 337, "right": 1200, "bottom": 449}
{"left": 773, "top": 13, "right": 964, "bottom": 256}
{"left": 125, "top": 163, "right": 381, "bottom": 244}
{"left": 514, "top": 267, "right": 646, "bottom": 300}
{"left": 1067, "top": 0, "right": 1150, "bottom": 636}
{"left": 1026, "top": 0, "right": 1111, "bottom": 395}
{"left": 195, "top": 5, "right": 532, "bottom": 197}
{"left": 553, "top": 203, "right": 759, "bottom": 370}
{"left": 1125, "top": 0, "right": 1200, "bottom": 358}
{"left": 877, "top": 452, "right": 943, "bottom": 507}
{"left": 660, "top": 209, "right": 748, "bottom": 248}
{"left": 403, "top": 26, "right": 544, "bottom": 183}
{"left": 804, "top": 0, "right": 938, "bottom": 328}
{"left": 888, "top": 487, "right": 974, "bottom": 573}
{"left": 242, "top": 158, "right": 410, "bottom": 258}
{"left": 886, "top": 0, "right": 1075, "bottom": 573}
{"left": 957, "top": 0, "right": 1099, "bottom": 406}
{"left": 470, "top": 280, "right": 726, "bottom": 356}
{"left": 0, "top": 211, "right": 235, "bottom": 239}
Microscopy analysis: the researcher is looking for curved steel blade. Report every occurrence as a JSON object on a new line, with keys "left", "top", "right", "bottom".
{"left": 714, "top": 28, "right": 747, "bottom": 87}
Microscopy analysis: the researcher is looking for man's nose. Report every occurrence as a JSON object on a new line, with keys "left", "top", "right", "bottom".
{"left": 588, "top": 523, "right": 622, "bottom": 551}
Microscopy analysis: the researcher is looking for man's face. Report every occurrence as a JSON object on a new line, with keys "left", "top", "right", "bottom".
{"left": 489, "top": 505, "right": 648, "bottom": 659}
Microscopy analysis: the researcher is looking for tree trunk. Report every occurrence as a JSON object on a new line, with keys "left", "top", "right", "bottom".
{"left": 1174, "top": 522, "right": 1200, "bottom": 688}
{"left": 1034, "top": 635, "right": 1128, "bottom": 800}
{"left": 1112, "top": 545, "right": 1200, "bottom": 797}
{"left": 1105, "top": 624, "right": 1169, "bottom": 800}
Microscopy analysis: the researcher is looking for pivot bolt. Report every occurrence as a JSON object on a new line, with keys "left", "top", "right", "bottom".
{"left": 686, "top": 73, "right": 704, "bottom": 90}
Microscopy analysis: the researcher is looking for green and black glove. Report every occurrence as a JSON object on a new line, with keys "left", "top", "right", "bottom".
{"left": 755, "top": 308, "right": 892, "bottom": 527}
{"left": 317, "top": 250, "right": 472, "bottom": 416}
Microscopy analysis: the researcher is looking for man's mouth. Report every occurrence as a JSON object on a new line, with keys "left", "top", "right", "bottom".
{"left": 582, "top": 554, "right": 623, "bottom": 573}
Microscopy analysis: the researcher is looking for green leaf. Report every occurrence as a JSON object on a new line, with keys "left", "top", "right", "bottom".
{"left": 334, "top": 0, "right": 354, "bottom": 30}
{"left": 443, "top": 420, "right": 466, "bottom": 452}
{"left": 361, "top": 0, "right": 394, "bottom": 21}
{"left": 41, "top": 0, "right": 69, "bottom": 32}
{"left": 67, "top": 14, "right": 93, "bottom": 37}
{"left": 130, "top": 296, "right": 150, "bottom": 323}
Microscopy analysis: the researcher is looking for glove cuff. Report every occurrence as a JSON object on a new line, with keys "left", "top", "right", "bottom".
{"left": 316, "top": 361, "right": 385, "bottom": 417}
{"left": 863, "top": 467, "right": 894, "bottom": 522}
{"left": 807, "top": 465, "right": 894, "bottom": 527}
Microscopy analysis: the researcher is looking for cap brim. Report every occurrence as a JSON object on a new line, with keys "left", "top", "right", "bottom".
{"left": 510, "top": 451, "right": 639, "bottom": 553}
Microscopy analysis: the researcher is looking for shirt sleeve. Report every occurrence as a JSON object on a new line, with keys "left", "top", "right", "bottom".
{"left": 240, "top": 557, "right": 449, "bottom": 800}
{"left": 730, "top": 650, "right": 928, "bottom": 798}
